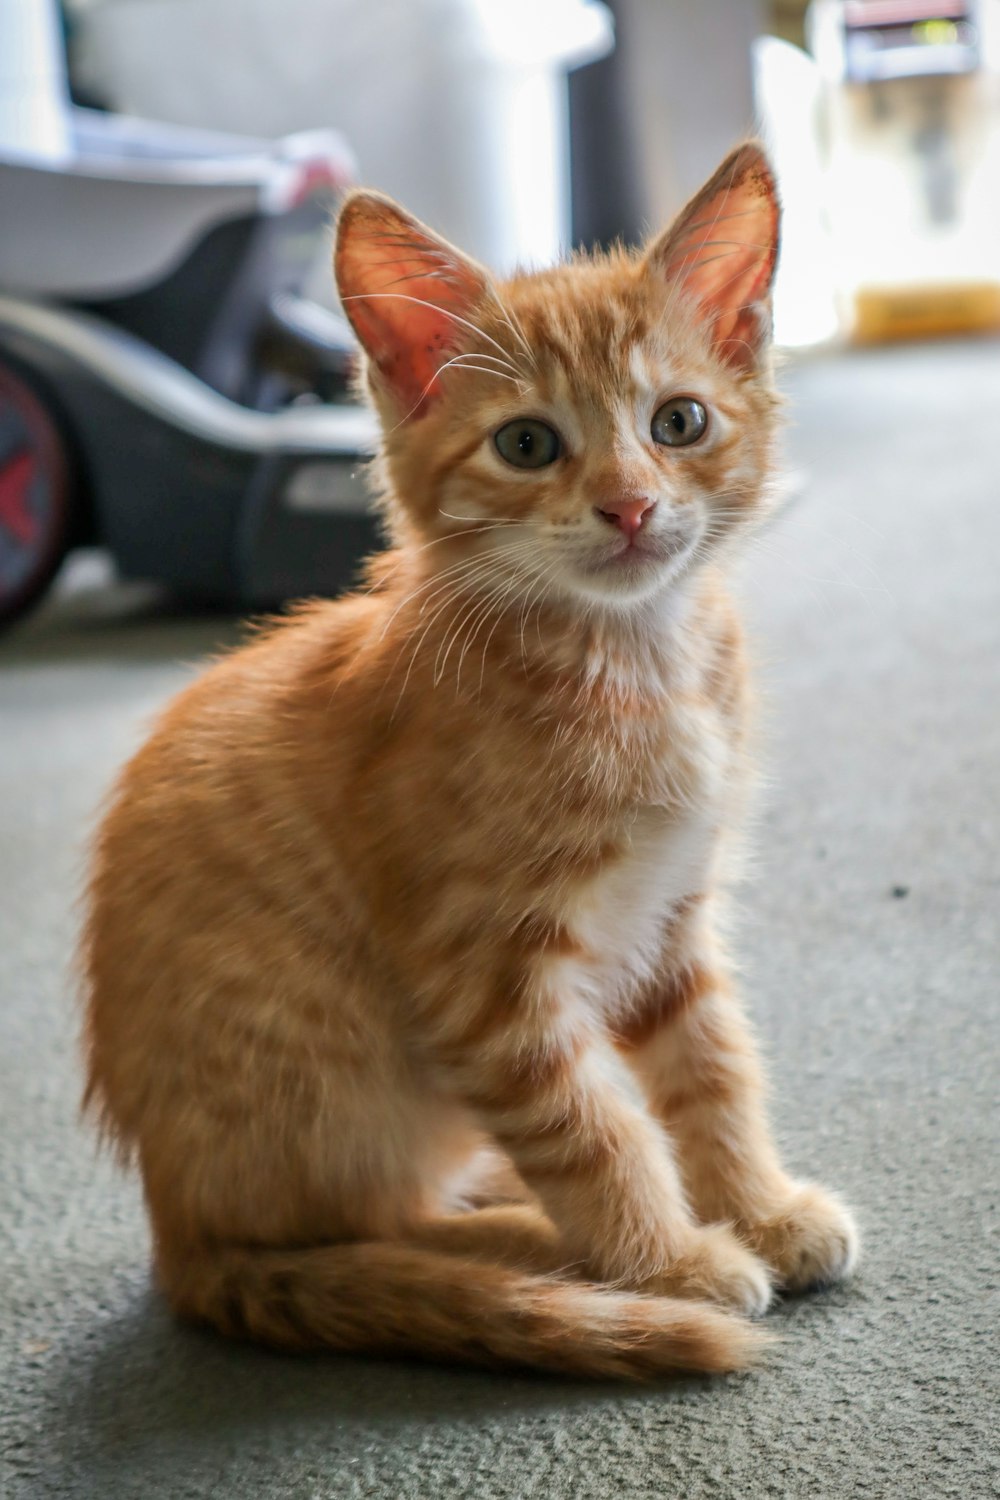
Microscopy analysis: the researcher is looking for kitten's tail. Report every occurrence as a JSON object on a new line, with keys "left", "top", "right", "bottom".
{"left": 160, "top": 1239, "right": 766, "bottom": 1379}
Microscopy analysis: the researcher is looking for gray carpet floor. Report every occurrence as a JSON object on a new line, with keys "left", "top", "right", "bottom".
{"left": 2, "top": 340, "right": 998, "bottom": 1499}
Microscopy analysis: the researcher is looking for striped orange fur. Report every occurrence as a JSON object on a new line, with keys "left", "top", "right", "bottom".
{"left": 81, "top": 142, "right": 857, "bottom": 1379}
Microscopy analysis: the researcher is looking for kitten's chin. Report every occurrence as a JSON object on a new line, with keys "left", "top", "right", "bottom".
{"left": 564, "top": 537, "right": 699, "bottom": 608}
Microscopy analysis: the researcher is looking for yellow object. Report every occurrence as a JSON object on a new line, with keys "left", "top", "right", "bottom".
{"left": 852, "top": 282, "right": 1000, "bottom": 342}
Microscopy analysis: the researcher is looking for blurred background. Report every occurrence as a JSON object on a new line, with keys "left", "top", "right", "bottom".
{"left": 3, "top": 10, "right": 999, "bottom": 1497}
{"left": 2, "top": 0, "right": 999, "bottom": 625}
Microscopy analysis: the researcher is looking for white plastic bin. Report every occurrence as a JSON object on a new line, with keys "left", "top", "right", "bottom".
{"left": 0, "top": 0, "right": 72, "bottom": 162}
{"left": 72, "top": 0, "right": 614, "bottom": 273}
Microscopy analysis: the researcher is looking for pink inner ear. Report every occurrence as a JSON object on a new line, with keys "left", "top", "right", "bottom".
{"left": 653, "top": 147, "right": 780, "bottom": 369}
{"left": 336, "top": 197, "right": 487, "bottom": 415}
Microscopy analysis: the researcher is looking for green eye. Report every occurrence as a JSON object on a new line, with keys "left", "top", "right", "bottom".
{"left": 651, "top": 397, "right": 708, "bottom": 448}
{"left": 494, "top": 419, "right": 561, "bottom": 470}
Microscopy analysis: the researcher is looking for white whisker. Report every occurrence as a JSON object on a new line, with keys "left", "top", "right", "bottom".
{"left": 432, "top": 543, "right": 544, "bottom": 685}
{"left": 341, "top": 292, "right": 524, "bottom": 370}
{"left": 489, "top": 292, "right": 536, "bottom": 368}
{"left": 435, "top": 356, "right": 522, "bottom": 386}
{"left": 377, "top": 546, "right": 519, "bottom": 639}
{"left": 438, "top": 510, "right": 523, "bottom": 526}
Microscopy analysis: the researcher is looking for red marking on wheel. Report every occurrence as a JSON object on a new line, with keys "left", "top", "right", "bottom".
{"left": 0, "top": 449, "right": 38, "bottom": 547}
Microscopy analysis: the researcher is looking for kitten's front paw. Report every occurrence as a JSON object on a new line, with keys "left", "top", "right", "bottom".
{"left": 743, "top": 1183, "right": 859, "bottom": 1293}
{"left": 649, "top": 1224, "right": 773, "bottom": 1317}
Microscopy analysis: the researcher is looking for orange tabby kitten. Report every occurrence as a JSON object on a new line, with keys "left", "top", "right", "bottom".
{"left": 82, "top": 143, "right": 858, "bottom": 1378}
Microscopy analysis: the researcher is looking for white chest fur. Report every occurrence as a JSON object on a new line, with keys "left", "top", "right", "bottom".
{"left": 558, "top": 682, "right": 736, "bottom": 1016}
{"left": 566, "top": 800, "right": 718, "bottom": 1005}
{"left": 531, "top": 602, "right": 745, "bottom": 1021}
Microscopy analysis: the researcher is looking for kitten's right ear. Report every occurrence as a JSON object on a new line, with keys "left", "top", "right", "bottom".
{"left": 335, "top": 192, "right": 490, "bottom": 417}
{"left": 644, "top": 142, "right": 780, "bottom": 371}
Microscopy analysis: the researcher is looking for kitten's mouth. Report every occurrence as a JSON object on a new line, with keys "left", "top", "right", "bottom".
{"left": 590, "top": 532, "right": 694, "bottom": 575}
{"left": 564, "top": 526, "right": 702, "bottom": 603}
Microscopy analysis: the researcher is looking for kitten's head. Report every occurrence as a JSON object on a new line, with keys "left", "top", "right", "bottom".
{"left": 335, "top": 143, "right": 781, "bottom": 612}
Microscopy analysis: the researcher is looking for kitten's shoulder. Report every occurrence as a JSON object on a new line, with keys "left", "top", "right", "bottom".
{"left": 202, "top": 586, "right": 386, "bottom": 688}
{"left": 136, "top": 588, "right": 383, "bottom": 762}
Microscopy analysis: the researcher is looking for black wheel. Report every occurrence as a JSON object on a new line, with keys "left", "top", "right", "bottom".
{"left": 0, "top": 365, "right": 74, "bottom": 629}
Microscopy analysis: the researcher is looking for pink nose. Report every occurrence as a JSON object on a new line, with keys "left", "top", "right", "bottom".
{"left": 595, "top": 496, "right": 657, "bottom": 542}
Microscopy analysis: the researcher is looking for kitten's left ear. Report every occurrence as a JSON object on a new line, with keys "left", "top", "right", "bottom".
{"left": 644, "top": 142, "right": 780, "bottom": 371}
